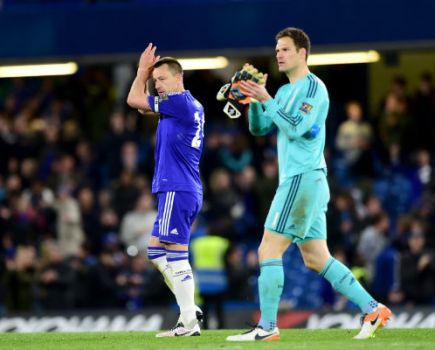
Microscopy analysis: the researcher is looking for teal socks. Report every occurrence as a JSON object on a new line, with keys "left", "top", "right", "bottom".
{"left": 258, "top": 258, "right": 284, "bottom": 331}
{"left": 258, "top": 256, "right": 378, "bottom": 332}
{"left": 320, "top": 257, "right": 378, "bottom": 314}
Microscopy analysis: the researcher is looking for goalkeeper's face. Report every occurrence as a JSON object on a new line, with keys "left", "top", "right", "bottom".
{"left": 275, "top": 37, "right": 305, "bottom": 73}
{"left": 152, "top": 64, "right": 184, "bottom": 96}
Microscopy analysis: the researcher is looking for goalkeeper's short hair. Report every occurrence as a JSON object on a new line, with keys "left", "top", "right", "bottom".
{"left": 276, "top": 27, "right": 311, "bottom": 61}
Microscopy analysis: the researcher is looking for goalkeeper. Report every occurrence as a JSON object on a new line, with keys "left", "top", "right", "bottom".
{"left": 226, "top": 27, "right": 392, "bottom": 342}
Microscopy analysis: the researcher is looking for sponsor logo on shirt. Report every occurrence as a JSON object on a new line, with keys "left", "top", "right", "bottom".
{"left": 299, "top": 102, "right": 313, "bottom": 114}
{"left": 159, "top": 94, "right": 169, "bottom": 100}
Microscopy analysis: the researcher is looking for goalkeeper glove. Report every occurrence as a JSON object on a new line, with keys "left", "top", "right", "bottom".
{"left": 217, "top": 66, "right": 265, "bottom": 119}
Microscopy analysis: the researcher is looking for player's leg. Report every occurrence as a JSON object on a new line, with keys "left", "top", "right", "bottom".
{"left": 254, "top": 172, "right": 311, "bottom": 336}
{"left": 257, "top": 230, "right": 290, "bottom": 332}
{"left": 155, "top": 191, "right": 202, "bottom": 337}
{"left": 147, "top": 234, "right": 203, "bottom": 330}
{"left": 298, "top": 239, "right": 391, "bottom": 338}
{"left": 227, "top": 230, "right": 289, "bottom": 341}
{"left": 147, "top": 193, "right": 176, "bottom": 292}
{"left": 299, "top": 238, "right": 377, "bottom": 309}
{"left": 164, "top": 242, "right": 199, "bottom": 335}
{"left": 297, "top": 170, "right": 391, "bottom": 339}
{"left": 147, "top": 235, "right": 174, "bottom": 293}
{"left": 228, "top": 178, "right": 298, "bottom": 342}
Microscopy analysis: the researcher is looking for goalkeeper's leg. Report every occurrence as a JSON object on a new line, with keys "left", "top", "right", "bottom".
{"left": 299, "top": 239, "right": 391, "bottom": 339}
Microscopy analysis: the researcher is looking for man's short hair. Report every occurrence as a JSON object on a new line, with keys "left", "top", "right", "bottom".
{"left": 275, "top": 27, "right": 311, "bottom": 61}
{"left": 154, "top": 57, "right": 183, "bottom": 75}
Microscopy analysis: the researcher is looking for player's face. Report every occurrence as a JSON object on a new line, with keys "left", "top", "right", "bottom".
{"left": 275, "top": 37, "right": 306, "bottom": 73}
{"left": 152, "top": 64, "right": 183, "bottom": 95}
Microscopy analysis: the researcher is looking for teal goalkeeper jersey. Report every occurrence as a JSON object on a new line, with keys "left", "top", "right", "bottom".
{"left": 249, "top": 72, "right": 329, "bottom": 184}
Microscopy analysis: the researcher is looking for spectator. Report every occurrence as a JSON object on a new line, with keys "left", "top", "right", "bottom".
{"left": 111, "top": 170, "right": 140, "bottom": 219}
{"left": 253, "top": 157, "right": 279, "bottom": 227}
{"left": 204, "top": 168, "right": 240, "bottom": 237}
{"left": 378, "top": 93, "right": 412, "bottom": 155}
{"left": 36, "top": 242, "right": 75, "bottom": 310}
{"left": 77, "top": 187, "right": 101, "bottom": 254}
{"left": 218, "top": 133, "right": 253, "bottom": 173}
{"left": 191, "top": 230, "right": 230, "bottom": 329}
{"left": 116, "top": 255, "right": 168, "bottom": 310}
{"left": 2, "top": 245, "right": 36, "bottom": 312}
{"left": 55, "top": 186, "right": 85, "bottom": 257}
{"left": 120, "top": 191, "right": 157, "bottom": 254}
{"left": 336, "top": 101, "right": 373, "bottom": 167}
{"left": 87, "top": 250, "right": 121, "bottom": 308}
{"left": 399, "top": 229, "right": 435, "bottom": 305}
{"left": 412, "top": 72, "right": 435, "bottom": 151}
{"left": 357, "top": 212, "right": 390, "bottom": 281}
{"left": 225, "top": 246, "right": 257, "bottom": 302}
{"left": 68, "top": 242, "right": 96, "bottom": 308}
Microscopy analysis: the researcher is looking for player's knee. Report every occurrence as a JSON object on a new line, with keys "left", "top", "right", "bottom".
{"left": 302, "top": 253, "right": 323, "bottom": 272}
{"left": 147, "top": 246, "right": 166, "bottom": 265}
{"left": 257, "top": 244, "right": 265, "bottom": 261}
{"left": 258, "top": 241, "right": 285, "bottom": 262}
{"left": 146, "top": 250, "right": 155, "bottom": 263}
{"left": 258, "top": 239, "right": 274, "bottom": 261}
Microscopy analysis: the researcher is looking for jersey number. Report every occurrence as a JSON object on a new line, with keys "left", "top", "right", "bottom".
{"left": 191, "top": 111, "right": 204, "bottom": 149}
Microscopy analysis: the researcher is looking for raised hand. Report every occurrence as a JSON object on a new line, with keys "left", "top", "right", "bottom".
{"left": 216, "top": 63, "right": 270, "bottom": 118}
{"left": 138, "top": 43, "right": 160, "bottom": 72}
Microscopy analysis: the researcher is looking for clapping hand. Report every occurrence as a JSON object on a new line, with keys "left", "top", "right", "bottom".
{"left": 138, "top": 43, "right": 160, "bottom": 75}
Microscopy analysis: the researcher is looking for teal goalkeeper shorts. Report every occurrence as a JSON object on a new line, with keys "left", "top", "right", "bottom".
{"left": 264, "top": 168, "right": 330, "bottom": 244}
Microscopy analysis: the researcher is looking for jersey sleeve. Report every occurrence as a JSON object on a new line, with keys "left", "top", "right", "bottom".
{"left": 147, "top": 93, "right": 187, "bottom": 117}
{"left": 248, "top": 101, "right": 276, "bottom": 136}
{"left": 262, "top": 81, "right": 328, "bottom": 139}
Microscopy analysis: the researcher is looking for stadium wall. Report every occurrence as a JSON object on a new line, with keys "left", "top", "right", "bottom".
{"left": 1, "top": 0, "right": 435, "bottom": 62}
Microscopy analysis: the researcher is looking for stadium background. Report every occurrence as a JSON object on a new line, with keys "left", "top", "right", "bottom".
{"left": 0, "top": 0, "right": 434, "bottom": 331}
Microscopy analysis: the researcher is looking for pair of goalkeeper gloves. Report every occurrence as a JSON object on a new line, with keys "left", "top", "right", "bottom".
{"left": 217, "top": 65, "right": 266, "bottom": 119}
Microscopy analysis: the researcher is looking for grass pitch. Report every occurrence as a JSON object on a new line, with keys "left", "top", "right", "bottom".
{"left": 1, "top": 329, "right": 433, "bottom": 350}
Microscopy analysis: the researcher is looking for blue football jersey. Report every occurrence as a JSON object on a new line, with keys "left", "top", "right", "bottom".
{"left": 148, "top": 91, "right": 204, "bottom": 193}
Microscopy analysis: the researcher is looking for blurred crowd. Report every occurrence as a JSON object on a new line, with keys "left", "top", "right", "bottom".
{"left": 0, "top": 65, "right": 434, "bottom": 317}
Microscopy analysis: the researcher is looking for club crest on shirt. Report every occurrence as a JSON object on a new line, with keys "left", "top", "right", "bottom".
{"left": 158, "top": 94, "right": 169, "bottom": 101}
{"left": 299, "top": 102, "right": 313, "bottom": 114}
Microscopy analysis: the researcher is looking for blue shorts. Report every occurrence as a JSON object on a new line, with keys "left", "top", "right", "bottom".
{"left": 264, "top": 169, "right": 330, "bottom": 244}
{"left": 151, "top": 191, "right": 202, "bottom": 245}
